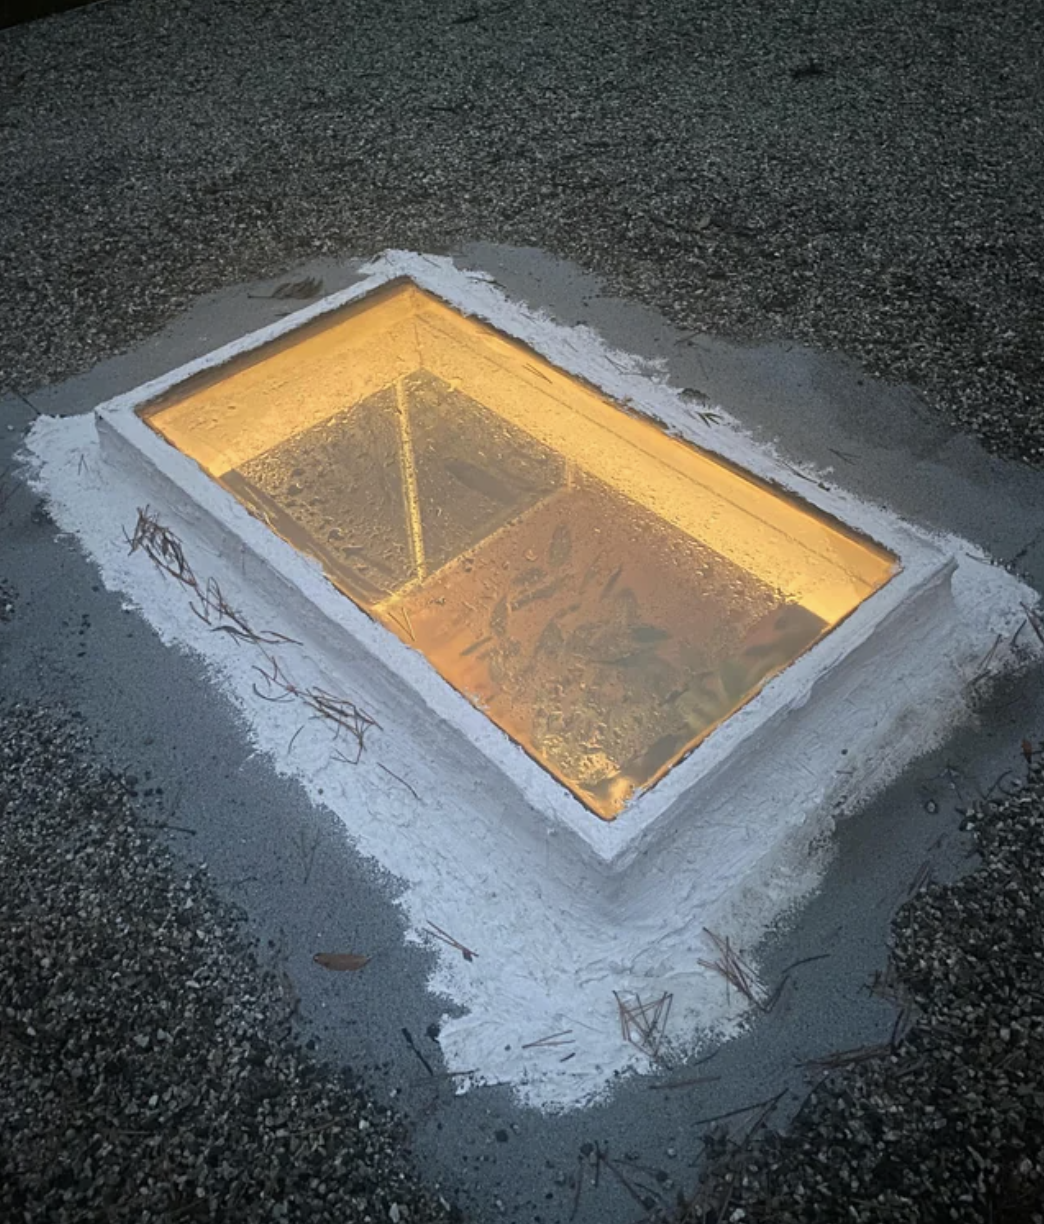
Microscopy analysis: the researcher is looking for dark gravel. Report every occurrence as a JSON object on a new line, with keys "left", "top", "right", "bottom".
{"left": 2, "top": 3, "right": 1044, "bottom": 1219}
{"left": 679, "top": 754, "right": 1044, "bottom": 1224}
{"left": 1, "top": 0, "right": 1043, "bottom": 461}
{"left": 0, "top": 702, "right": 459, "bottom": 1224}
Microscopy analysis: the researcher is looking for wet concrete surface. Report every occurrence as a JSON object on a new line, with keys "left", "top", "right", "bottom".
{"left": 2, "top": 246, "right": 1043, "bottom": 1223}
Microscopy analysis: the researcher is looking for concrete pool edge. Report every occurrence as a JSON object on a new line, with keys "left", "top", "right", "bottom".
{"left": 93, "top": 252, "right": 964, "bottom": 878}
{"left": 20, "top": 246, "right": 1040, "bottom": 1111}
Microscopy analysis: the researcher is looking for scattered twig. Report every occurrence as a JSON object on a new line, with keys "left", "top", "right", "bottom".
{"left": 522, "top": 1030, "right": 575, "bottom": 1049}
{"left": 648, "top": 1074, "right": 722, "bottom": 1091}
{"left": 692, "top": 1089, "right": 787, "bottom": 1129}
{"left": 868, "top": 957, "right": 907, "bottom": 1009}
{"left": 739, "top": 1090, "right": 786, "bottom": 1146}
{"left": 407, "top": 1069, "right": 476, "bottom": 1087}
{"left": 802, "top": 1042, "right": 894, "bottom": 1070}
{"left": 712, "top": 1176, "right": 736, "bottom": 1223}
{"left": 986, "top": 768, "right": 1014, "bottom": 800}
{"left": 0, "top": 466, "right": 15, "bottom": 516}
{"left": 253, "top": 654, "right": 379, "bottom": 764}
{"left": 378, "top": 762, "right": 420, "bottom": 801}
{"left": 126, "top": 509, "right": 376, "bottom": 759}
{"left": 907, "top": 859, "right": 934, "bottom": 897}
{"left": 296, "top": 825, "right": 320, "bottom": 885}
{"left": 426, "top": 920, "right": 478, "bottom": 962}
{"left": 597, "top": 1146, "right": 653, "bottom": 1211}
{"left": 384, "top": 604, "right": 416, "bottom": 642}
{"left": 699, "top": 929, "right": 761, "bottom": 1009}
{"left": 8, "top": 388, "right": 42, "bottom": 417}
{"left": 523, "top": 361, "right": 553, "bottom": 384}
{"left": 614, "top": 990, "right": 673, "bottom": 1062}
{"left": 779, "top": 460, "right": 830, "bottom": 491}
{"left": 889, "top": 1006, "right": 910, "bottom": 1050}
{"left": 401, "top": 1027, "right": 434, "bottom": 1077}
{"left": 761, "top": 953, "right": 831, "bottom": 1013}
{"left": 972, "top": 632, "right": 1005, "bottom": 682}
{"left": 189, "top": 576, "right": 300, "bottom": 646}
{"left": 568, "top": 1150, "right": 585, "bottom": 1222}
{"left": 1020, "top": 603, "right": 1044, "bottom": 647}
{"left": 126, "top": 506, "right": 198, "bottom": 589}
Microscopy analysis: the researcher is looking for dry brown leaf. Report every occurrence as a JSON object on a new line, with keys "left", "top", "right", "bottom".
{"left": 313, "top": 952, "right": 370, "bottom": 972}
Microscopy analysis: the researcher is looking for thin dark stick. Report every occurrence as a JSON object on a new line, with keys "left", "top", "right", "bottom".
{"left": 0, "top": 467, "right": 15, "bottom": 515}
{"left": 775, "top": 953, "right": 830, "bottom": 978}
{"left": 568, "top": 1152, "right": 585, "bottom": 1222}
{"left": 1021, "top": 603, "right": 1044, "bottom": 646}
{"left": 9, "top": 388, "right": 41, "bottom": 417}
{"left": 408, "top": 1069, "right": 476, "bottom": 1087}
{"left": 522, "top": 1030, "right": 575, "bottom": 1049}
{"left": 598, "top": 1151, "right": 651, "bottom": 1211}
{"left": 985, "top": 768, "right": 1014, "bottom": 801}
{"left": 907, "top": 860, "right": 933, "bottom": 897}
{"left": 378, "top": 762, "right": 420, "bottom": 801}
{"left": 889, "top": 1007, "right": 909, "bottom": 1051}
{"left": 803, "top": 1042, "right": 893, "bottom": 1070}
{"left": 647, "top": 1074, "right": 721, "bottom": 1091}
{"left": 972, "top": 632, "right": 1004, "bottom": 681}
{"left": 740, "top": 1091, "right": 785, "bottom": 1145}
{"left": 426, "top": 921, "right": 478, "bottom": 962}
{"left": 762, "top": 954, "right": 830, "bottom": 1015}
{"left": 401, "top": 1027, "right": 434, "bottom": 1077}
{"left": 691, "top": 1090, "right": 786, "bottom": 1129}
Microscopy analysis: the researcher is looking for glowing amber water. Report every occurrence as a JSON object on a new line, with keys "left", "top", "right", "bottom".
{"left": 141, "top": 281, "right": 897, "bottom": 818}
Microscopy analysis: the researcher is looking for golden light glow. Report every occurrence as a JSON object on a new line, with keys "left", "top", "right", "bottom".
{"left": 141, "top": 281, "right": 897, "bottom": 818}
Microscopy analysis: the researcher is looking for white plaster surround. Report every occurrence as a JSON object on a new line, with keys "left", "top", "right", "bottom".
{"left": 30, "top": 251, "right": 1036, "bottom": 1108}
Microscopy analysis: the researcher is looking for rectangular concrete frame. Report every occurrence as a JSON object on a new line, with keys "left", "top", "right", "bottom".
{"left": 94, "top": 253, "right": 955, "bottom": 879}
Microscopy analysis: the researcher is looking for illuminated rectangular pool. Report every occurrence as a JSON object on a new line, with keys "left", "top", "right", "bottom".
{"left": 138, "top": 280, "right": 896, "bottom": 818}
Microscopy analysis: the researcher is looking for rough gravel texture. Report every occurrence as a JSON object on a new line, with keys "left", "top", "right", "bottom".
{"left": 0, "top": 702, "right": 459, "bottom": 1224}
{"left": 679, "top": 756, "right": 1044, "bottom": 1224}
{"left": 1, "top": 0, "right": 1043, "bottom": 461}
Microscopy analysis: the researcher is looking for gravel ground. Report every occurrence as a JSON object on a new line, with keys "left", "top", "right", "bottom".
{"left": 1, "top": 0, "right": 1043, "bottom": 460}
{"left": 0, "top": 702, "right": 459, "bottom": 1224}
{"left": 2, "top": 3, "right": 1044, "bottom": 1220}
{"left": 679, "top": 754, "right": 1044, "bottom": 1224}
